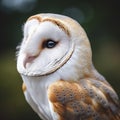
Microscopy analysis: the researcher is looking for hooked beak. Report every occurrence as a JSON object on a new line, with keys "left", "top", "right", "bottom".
{"left": 23, "top": 55, "right": 37, "bottom": 68}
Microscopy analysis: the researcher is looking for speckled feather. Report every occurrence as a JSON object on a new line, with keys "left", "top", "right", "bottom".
{"left": 48, "top": 80, "right": 120, "bottom": 120}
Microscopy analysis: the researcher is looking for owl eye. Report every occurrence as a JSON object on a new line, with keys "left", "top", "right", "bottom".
{"left": 43, "top": 39, "right": 58, "bottom": 49}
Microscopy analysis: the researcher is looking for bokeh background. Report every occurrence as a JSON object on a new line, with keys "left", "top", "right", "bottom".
{"left": 0, "top": 0, "right": 120, "bottom": 120}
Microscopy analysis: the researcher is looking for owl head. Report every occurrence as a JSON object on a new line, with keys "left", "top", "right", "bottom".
{"left": 17, "top": 13, "right": 94, "bottom": 81}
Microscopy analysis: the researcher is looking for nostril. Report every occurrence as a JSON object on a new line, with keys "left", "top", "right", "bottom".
{"left": 23, "top": 55, "right": 37, "bottom": 68}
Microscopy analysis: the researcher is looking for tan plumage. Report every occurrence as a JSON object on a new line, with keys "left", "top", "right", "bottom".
{"left": 17, "top": 13, "right": 120, "bottom": 120}
{"left": 48, "top": 80, "right": 120, "bottom": 120}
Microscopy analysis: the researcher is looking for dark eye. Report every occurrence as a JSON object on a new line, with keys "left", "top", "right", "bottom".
{"left": 43, "top": 39, "right": 58, "bottom": 49}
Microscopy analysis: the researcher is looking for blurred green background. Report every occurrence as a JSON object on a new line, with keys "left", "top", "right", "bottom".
{"left": 0, "top": 0, "right": 120, "bottom": 120}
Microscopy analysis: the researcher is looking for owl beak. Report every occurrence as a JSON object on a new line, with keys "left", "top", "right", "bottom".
{"left": 23, "top": 55, "right": 37, "bottom": 68}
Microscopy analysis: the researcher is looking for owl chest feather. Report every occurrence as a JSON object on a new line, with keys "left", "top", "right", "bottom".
{"left": 21, "top": 74, "right": 61, "bottom": 120}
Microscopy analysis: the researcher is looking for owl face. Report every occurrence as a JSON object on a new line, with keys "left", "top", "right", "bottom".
{"left": 17, "top": 13, "right": 92, "bottom": 79}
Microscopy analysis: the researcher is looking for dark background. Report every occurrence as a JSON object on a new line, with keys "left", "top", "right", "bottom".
{"left": 0, "top": 0, "right": 120, "bottom": 120}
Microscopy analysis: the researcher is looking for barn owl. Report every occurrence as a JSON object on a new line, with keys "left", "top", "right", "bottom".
{"left": 17, "top": 13, "right": 120, "bottom": 120}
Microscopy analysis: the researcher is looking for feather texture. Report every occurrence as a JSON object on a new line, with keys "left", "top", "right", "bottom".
{"left": 48, "top": 80, "right": 120, "bottom": 120}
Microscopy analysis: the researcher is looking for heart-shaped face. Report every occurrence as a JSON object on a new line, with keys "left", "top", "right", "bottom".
{"left": 17, "top": 16, "right": 76, "bottom": 76}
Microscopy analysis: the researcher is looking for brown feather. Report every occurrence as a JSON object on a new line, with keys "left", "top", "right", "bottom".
{"left": 48, "top": 79, "right": 120, "bottom": 120}
{"left": 22, "top": 82, "right": 27, "bottom": 92}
